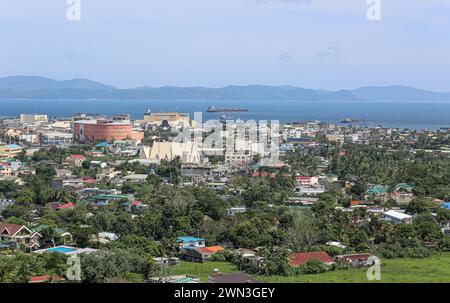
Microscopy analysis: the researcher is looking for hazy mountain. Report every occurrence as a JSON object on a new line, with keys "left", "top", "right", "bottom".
{"left": 0, "top": 76, "right": 115, "bottom": 90}
{"left": 350, "top": 85, "right": 450, "bottom": 101}
{"left": 0, "top": 76, "right": 449, "bottom": 101}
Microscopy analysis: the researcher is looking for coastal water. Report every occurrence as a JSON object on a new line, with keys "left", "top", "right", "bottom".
{"left": 0, "top": 99, "right": 449, "bottom": 130}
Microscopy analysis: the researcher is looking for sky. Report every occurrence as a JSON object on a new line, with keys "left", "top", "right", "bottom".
{"left": 0, "top": 0, "right": 449, "bottom": 91}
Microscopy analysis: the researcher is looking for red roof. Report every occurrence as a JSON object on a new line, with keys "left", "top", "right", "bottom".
{"left": 131, "top": 201, "right": 142, "bottom": 206}
{"left": 57, "top": 202, "right": 76, "bottom": 210}
{"left": 83, "top": 179, "right": 97, "bottom": 184}
{"left": 70, "top": 154, "right": 86, "bottom": 159}
{"left": 0, "top": 222, "right": 23, "bottom": 236}
{"left": 289, "top": 252, "right": 334, "bottom": 267}
{"left": 197, "top": 246, "right": 224, "bottom": 254}
{"left": 351, "top": 200, "right": 364, "bottom": 206}
{"left": 29, "top": 275, "right": 63, "bottom": 283}
{"left": 29, "top": 275, "right": 51, "bottom": 283}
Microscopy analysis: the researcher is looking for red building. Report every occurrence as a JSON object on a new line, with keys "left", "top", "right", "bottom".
{"left": 289, "top": 251, "right": 334, "bottom": 267}
{"left": 73, "top": 119, "right": 143, "bottom": 143}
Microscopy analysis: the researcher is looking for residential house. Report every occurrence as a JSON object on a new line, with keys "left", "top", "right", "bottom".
{"left": 0, "top": 199, "right": 15, "bottom": 212}
{"left": 57, "top": 202, "right": 76, "bottom": 210}
{"left": 381, "top": 210, "right": 412, "bottom": 224}
{"left": 226, "top": 206, "right": 247, "bottom": 216}
{"left": 0, "top": 222, "right": 41, "bottom": 251}
{"left": 46, "top": 202, "right": 65, "bottom": 212}
{"left": 289, "top": 251, "right": 335, "bottom": 267}
{"left": 182, "top": 245, "right": 224, "bottom": 262}
{"left": 45, "top": 202, "right": 76, "bottom": 211}
{"left": 65, "top": 154, "right": 86, "bottom": 167}
{"left": 121, "top": 200, "right": 148, "bottom": 212}
{"left": 177, "top": 236, "right": 206, "bottom": 250}
{"left": 285, "top": 197, "right": 318, "bottom": 207}
{"left": 296, "top": 185, "right": 325, "bottom": 196}
{"left": 0, "top": 163, "right": 12, "bottom": 175}
{"left": 296, "top": 176, "right": 319, "bottom": 186}
{"left": 235, "top": 248, "right": 265, "bottom": 268}
{"left": 122, "top": 174, "right": 148, "bottom": 183}
{"left": 366, "top": 185, "right": 390, "bottom": 200}
{"left": 335, "top": 253, "right": 374, "bottom": 267}
{"left": 391, "top": 183, "right": 415, "bottom": 205}
{"left": 152, "top": 257, "right": 180, "bottom": 267}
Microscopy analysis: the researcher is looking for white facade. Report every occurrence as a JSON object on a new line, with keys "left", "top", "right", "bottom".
{"left": 20, "top": 114, "right": 48, "bottom": 125}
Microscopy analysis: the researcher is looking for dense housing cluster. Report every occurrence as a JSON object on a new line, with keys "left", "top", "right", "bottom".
{"left": 1, "top": 112, "right": 450, "bottom": 283}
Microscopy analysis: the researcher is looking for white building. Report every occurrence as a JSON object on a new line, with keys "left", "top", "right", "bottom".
{"left": 40, "top": 131, "right": 73, "bottom": 145}
{"left": 226, "top": 206, "right": 247, "bottom": 216}
{"left": 140, "top": 141, "right": 202, "bottom": 164}
{"left": 381, "top": 210, "right": 412, "bottom": 224}
{"left": 296, "top": 185, "right": 326, "bottom": 196}
{"left": 20, "top": 114, "right": 48, "bottom": 125}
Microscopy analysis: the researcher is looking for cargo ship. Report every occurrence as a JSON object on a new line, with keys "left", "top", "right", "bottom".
{"left": 206, "top": 106, "right": 248, "bottom": 113}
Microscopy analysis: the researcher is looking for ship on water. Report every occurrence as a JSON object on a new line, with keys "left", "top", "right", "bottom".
{"left": 206, "top": 106, "right": 248, "bottom": 113}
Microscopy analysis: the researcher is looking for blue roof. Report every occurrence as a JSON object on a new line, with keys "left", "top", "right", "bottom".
{"left": 95, "top": 142, "right": 112, "bottom": 147}
{"left": 442, "top": 202, "right": 450, "bottom": 210}
{"left": 177, "top": 236, "right": 206, "bottom": 243}
{"left": 6, "top": 144, "right": 21, "bottom": 149}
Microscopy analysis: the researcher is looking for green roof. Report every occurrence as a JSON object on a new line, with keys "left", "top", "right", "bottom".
{"left": 368, "top": 185, "right": 390, "bottom": 195}
{"left": 396, "top": 183, "right": 413, "bottom": 189}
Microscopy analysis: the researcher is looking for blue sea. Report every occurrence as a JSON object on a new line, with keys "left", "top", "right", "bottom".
{"left": 0, "top": 99, "right": 449, "bottom": 130}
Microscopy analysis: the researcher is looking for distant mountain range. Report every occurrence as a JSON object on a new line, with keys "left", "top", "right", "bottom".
{"left": 0, "top": 76, "right": 449, "bottom": 101}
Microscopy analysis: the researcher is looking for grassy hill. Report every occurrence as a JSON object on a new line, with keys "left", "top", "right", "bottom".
{"left": 169, "top": 253, "right": 450, "bottom": 283}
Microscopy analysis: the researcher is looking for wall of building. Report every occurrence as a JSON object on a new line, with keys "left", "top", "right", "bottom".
{"left": 73, "top": 120, "right": 135, "bottom": 143}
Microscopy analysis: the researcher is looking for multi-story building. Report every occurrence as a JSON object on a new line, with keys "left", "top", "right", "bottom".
{"left": 142, "top": 111, "right": 190, "bottom": 128}
{"left": 73, "top": 119, "right": 144, "bottom": 143}
{"left": 39, "top": 131, "right": 73, "bottom": 145}
{"left": 19, "top": 114, "right": 48, "bottom": 125}
{"left": 0, "top": 144, "right": 23, "bottom": 159}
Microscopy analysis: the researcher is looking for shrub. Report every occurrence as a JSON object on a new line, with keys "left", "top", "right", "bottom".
{"left": 297, "top": 259, "right": 329, "bottom": 275}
